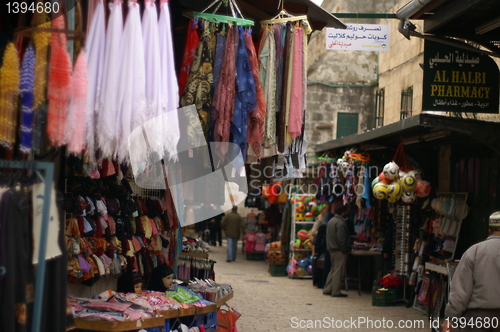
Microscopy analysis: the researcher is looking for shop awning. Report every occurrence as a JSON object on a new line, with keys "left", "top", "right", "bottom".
{"left": 396, "top": 0, "right": 500, "bottom": 57}
{"left": 180, "top": 0, "right": 347, "bottom": 31}
{"left": 313, "top": 114, "right": 500, "bottom": 156}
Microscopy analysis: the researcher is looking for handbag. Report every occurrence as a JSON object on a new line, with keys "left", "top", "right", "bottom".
{"left": 317, "top": 253, "right": 325, "bottom": 269}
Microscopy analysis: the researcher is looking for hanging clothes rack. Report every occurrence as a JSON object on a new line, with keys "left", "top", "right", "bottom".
{"left": 260, "top": 9, "right": 309, "bottom": 25}
{"left": 0, "top": 160, "right": 55, "bottom": 332}
{"left": 192, "top": 0, "right": 254, "bottom": 27}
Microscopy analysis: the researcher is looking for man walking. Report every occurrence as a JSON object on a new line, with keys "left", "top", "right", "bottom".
{"left": 221, "top": 206, "right": 243, "bottom": 262}
{"left": 323, "top": 204, "right": 350, "bottom": 297}
{"left": 441, "top": 211, "right": 500, "bottom": 332}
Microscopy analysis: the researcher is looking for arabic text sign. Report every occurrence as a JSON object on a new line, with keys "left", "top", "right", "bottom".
{"left": 423, "top": 40, "right": 499, "bottom": 113}
{"left": 326, "top": 24, "right": 389, "bottom": 51}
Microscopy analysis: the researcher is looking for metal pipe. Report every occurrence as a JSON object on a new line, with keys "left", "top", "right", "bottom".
{"left": 396, "top": 0, "right": 435, "bottom": 20}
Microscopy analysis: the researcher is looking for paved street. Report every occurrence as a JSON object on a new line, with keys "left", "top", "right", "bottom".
{"left": 209, "top": 242, "right": 433, "bottom": 332}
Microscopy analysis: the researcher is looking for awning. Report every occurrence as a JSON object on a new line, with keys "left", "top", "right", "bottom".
{"left": 180, "top": 0, "right": 346, "bottom": 31}
{"left": 313, "top": 114, "right": 500, "bottom": 156}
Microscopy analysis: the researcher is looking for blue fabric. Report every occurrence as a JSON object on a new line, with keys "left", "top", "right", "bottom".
{"left": 362, "top": 166, "right": 371, "bottom": 207}
{"left": 231, "top": 27, "right": 256, "bottom": 168}
{"left": 19, "top": 46, "right": 35, "bottom": 152}
{"left": 227, "top": 238, "right": 238, "bottom": 261}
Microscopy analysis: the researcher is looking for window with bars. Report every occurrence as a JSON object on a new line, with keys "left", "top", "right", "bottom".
{"left": 400, "top": 87, "right": 413, "bottom": 119}
{"left": 375, "top": 89, "right": 385, "bottom": 128}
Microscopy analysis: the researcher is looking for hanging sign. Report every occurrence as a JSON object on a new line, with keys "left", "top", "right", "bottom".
{"left": 326, "top": 24, "right": 389, "bottom": 51}
{"left": 423, "top": 40, "right": 499, "bottom": 113}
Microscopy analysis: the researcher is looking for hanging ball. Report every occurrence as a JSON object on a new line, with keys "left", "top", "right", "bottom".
{"left": 415, "top": 180, "right": 431, "bottom": 197}
{"left": 373, "top": 183, "right": 390, "bottom": 200}
{"left": 378, "top": 172, "right": 393, "bottom": 184}
{"left": 388, "top": 181, "right": 403, "bottom": 200}
{"left": 372, "top": 176, "right": 380, "bottom": 188}
{"left": 299, "top": 259, "right": 308, "bottom": 268}
{"left": 383, "top": 162, "right": 400, "bottom": 180}
{"left": 401, "top": 191, "right": 417, "bottom": 203}
{"left": 401, "top": 174, "right": 417, "bottom": 191}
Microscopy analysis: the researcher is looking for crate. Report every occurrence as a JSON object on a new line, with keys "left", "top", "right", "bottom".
{"left": 246, "top": 252, "right": 265, "bottom": 261}
{"left": 372, "top": 287, "right": 401, "bottom": 306}
{"left": 270, "top": 263, "right": 287, "bottom": 277}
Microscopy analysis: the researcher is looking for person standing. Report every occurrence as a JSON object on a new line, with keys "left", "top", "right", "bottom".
{"left": 441, "top": 211, "right": 500, "bottom": 332}
{"left": 323, "top": 204, "right": 351, "bottom": 297}
{"left": 221, "top": 206, "right": 243, "bottom": 262}
{"left": 209, "top": 205, "right": 225, "bottom": 246}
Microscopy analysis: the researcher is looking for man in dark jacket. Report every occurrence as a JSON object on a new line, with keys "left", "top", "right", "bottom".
{"left": 221, "top": 206, "right": 243, "bottom": 262}
{"left": 323, "top": 204, "right": 351, "bottom": 297}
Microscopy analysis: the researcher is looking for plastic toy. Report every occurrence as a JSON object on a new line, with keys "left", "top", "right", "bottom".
{"left": 402, "top": 191, "right": 417, "bottom": 203}
{"left": 401, "top": 173, "right": 417, "bottom": 191}
{"left": 373, "top": 182, "right": 390, "bottom": 200}
{"left": 383, "top": 162, "right": 399, "bottom": 180}
{"left": 297, "top": 229, "right": 309, "bottom": 240}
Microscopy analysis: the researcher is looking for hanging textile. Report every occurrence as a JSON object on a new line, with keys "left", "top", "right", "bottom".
{"left": 97, "top": 0, "right": 123, "bottom": 157}
{"left": 231, "top": 26, "right": 256, "bottom": 168}
{"left": 116, "top": 0, "right": 147, "bottom": 163}
{"left": 65, "top": 50, "right": 88, "bottom": 154}
{"left": 180, "top": 21, "right": 215, "bottom": 141}
{"left": 244, "top": 29, "right": 266, "bottom": 159}
{"left": 213, "top": 25, "right": 238, "bottom": 161}
{"left": 47, "top": 15, "right": 72, "bottom": 146}
{"left": 259, "top": 26, "right": 277, "bottom": 148}
{"left": 33, "top": 14, "right": 51, "bottom": 109}
{"left": 277, "top": 24, "right": 292, "bottom": 153}
{"left": 179, "top": 20, "right": 200, "bottom": 97}
{"left": 0, "top": 43, "right": 20, "bottom": 148}
{"left": 158, "top": 0, "right": 180, "bottom": 161}
{"left": 19, "top": 46, "right": 35, "bottom": 153}
{"left": 84, "top": 0, "right": 105, "bottom": 166}
{"left": 209, "top": 32, "right": 226, "bottom": 143}
{"left": 288, "top": 26, "right": 304, "bottom": 140}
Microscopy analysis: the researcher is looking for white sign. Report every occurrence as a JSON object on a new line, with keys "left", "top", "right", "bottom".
{"left": 326, "top": 24, "right": 389, "bottom": 51}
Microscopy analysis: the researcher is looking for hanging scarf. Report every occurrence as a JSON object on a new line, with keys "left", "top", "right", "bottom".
{"left": 180, "top": 21, "right": 215, "bottom": 141}
{"left": 209, "top": 32, "right": 226, "bottom": 143}
{"left": 288, "top": 27, "right": 304, "bottom": 140}
{"left": 19, "top": 46, "right": 35, "bottom": 153}
{"left": 47, "top": 15, "right": 72, "bottom": 146}
{"left": 179, "top": 19, "right": 200, "bottom": 97}
{"left": 213, "top": 25, "right": 238, "bottom": 161}
{"left": 84, "top": 0, "right": 105, "bottom": 166}
{"left": 33, "top": 14, "right": 51, "bottom": 109}
{"left": 0, "top": 43, "right": 20, "bottom": 148}
{"left": 232, "top": 26, "right": 256, "bottom": 168}
{"left": 97, "top": 0, "right": 123, "bottom": 158}
{"left": 116, "top": 0, "right": 147, "bottom": 163}
{"left": 259, "top": 27, "right": 276, "bottom": 148}
{"left": 65, "top": 50, "right": 88, "bottom": 154}
{"left": 244, "top": 29, "right": 266, "bottom": 159}
{"left": 158, "top": 0, "right": 180, "bottom": 161}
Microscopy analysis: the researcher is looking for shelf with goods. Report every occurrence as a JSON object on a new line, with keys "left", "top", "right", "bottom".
{"left": 288, "top": 194, "right": 324, "bottom": 279}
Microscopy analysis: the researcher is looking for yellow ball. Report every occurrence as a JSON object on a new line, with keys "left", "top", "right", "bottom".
{"left": 401, "top": 174, "right": 417, "bottom": 191}
{"left": 373, "top": 183, "right": 390, "bottom": 200}
{"left": 388, "top": 182, "right": 403, "bottom": 200}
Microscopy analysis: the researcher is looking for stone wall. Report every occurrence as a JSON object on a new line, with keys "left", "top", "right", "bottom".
{"left": 305, "top": 83, "right": 376, "bottom": 145}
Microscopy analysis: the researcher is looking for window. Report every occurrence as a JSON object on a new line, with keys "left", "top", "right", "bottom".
{"left": 375, "top": 89, "right": 385, "bottom": 128}
{"left": 400, "top": 87, "right": 413, "bottom": 119}
{"left": 337, "top": 112, "right": 358, "bottom": 138}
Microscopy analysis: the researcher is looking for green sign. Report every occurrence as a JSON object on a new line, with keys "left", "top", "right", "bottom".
{"left": 423, "top": 40, "right": 499, "bottom": 113}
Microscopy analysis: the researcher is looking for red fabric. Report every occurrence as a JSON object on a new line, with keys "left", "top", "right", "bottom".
{"left": 216, "top": 309, "right": 239, "bottom": 332}
{"left": 244, "top": 31, "right": 266, "bottom": 159}
{"left": 178, "top": 19, "right": 200, "bottom": 96}
{"left": 213, "top": 26, "right": 238, "bottom": 161}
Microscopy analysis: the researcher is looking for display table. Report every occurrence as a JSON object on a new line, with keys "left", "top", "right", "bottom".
{"left": 351, "top": 249, "right": 382, "bottom": 296}
{"left": 74, "top": 316, "right": 166, "bottom": 331}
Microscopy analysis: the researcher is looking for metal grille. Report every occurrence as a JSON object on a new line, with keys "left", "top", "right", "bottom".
{"left": 400, "top": 87, "right": 413, "bottom": 120}
{"left": 375, "top": 89, "right": 385, "bottom": 128}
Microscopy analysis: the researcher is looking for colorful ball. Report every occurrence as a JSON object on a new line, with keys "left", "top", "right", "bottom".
{"left": 415, "top": 180, "right": 431, "bottom": 197}
{"left": 401, "top": 191, "right": 417, "bottom": 203}
{"left": 401, "top": 174, "right": 417, "bottom": 191}
{"left": 296, "top": 267, "right": 307, "bottom": 277}
{"left": 297, "top": 230, "right": 309, "bottom": 240}
{"left": 383, "top": 162, "right": 400, "bottom": 180}
{"left": 295, "top": 202, "right": 305, "bottom": 213}
{"left": 378, "top": 172, "right": 393, "bottom": 184}
{"left": 308, "top": 202, "right": 317, "bottom": 214}
{"left": 373, "top": 182, "right": 390, "bottom": 200}
{"left": 292, "top": 259, "right": 299, "bottom": 268}
{"left": 306, "top": 264, "right": 313, "bottom": 275}
{"left": 304, "top": 212, "right": 314, "bottom": 221}
{"left": 296, "top": 213, "right": 305, "bottom": 221}
{"left": 371, "top": 176, "right": 380, "bottom": 188}
{"left": 288, "top": 266, "right": 297, "bottom": 277}
{"left": 286, "top": 265, "right": 291, "bottom": 273}
{"left": 388, "top": 181, "right": 403, "bottom": 200}
{"left": 299, "top": 259, "right": 308, "bottom": 268}
{"left": 303, "top": 239, "right": 313, "bottom": 249}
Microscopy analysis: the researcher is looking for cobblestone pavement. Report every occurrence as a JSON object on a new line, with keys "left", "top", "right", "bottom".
{"left": 209, "top": 242, "right": 433, "bottom": 332}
